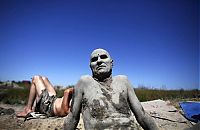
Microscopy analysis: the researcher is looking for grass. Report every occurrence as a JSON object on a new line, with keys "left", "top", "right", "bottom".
{"left": 0, "top": 88, "right": 29, "bottom": 104}
{"left": 134, "top": 88, "right": 200, "bottom": 102}
{"left": 134, "top": 88, "right": 200, "bottom": 110}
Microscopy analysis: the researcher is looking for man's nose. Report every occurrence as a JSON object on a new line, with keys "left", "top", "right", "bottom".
{"left": 97, "top": 57, "right": 103, "bottom": 65}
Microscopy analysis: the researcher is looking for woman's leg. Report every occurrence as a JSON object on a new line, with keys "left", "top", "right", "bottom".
{"left": 42, "top": 76, "right": 56, "bottom": 96}
{"left": 16, "top": 75, "right": 46, "bottom": 117}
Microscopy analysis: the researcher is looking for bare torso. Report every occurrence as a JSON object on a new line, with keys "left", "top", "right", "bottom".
{"left": 79, "top": 75, "right": 139, "bottom": 129}
{"left": 52, "top": 88, "right": 73, "bottom": 117}
{"left": 64, "top": 75, "right": 159, "bottom": 130}
{"left": 53, "top": 97, "right": 69, "bottom": 117}
{"left": 53, "top": 98, "right": 64, "bottom": 116}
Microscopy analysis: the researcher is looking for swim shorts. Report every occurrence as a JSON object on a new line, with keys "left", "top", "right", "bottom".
{"left": 35, "top": 89, "right": 57, "bottom": 117}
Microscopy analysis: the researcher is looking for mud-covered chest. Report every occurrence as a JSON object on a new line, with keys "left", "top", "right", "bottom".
{"left": 82, "top": 85, "right": 131, "bottom": 119}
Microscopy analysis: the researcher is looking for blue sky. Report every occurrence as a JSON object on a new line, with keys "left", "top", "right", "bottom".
{"left": 0, "top": 0, "right": 199, "bottom": 90}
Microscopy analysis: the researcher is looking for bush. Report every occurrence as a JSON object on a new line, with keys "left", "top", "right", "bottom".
{"left": 0, "top": 88, "right": 29, "bottom": 105}
{"left": 134, "top": 88, "right": 200, "bottom": 102}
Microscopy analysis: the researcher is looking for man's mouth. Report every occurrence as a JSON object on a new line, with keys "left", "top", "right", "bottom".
{"left": 97, "top": 65, "right": 106, "bottom": 70}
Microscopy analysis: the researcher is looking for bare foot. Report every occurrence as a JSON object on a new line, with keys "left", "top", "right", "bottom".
{"left": 16, "top": 106, "right": 32, "bottom": 117}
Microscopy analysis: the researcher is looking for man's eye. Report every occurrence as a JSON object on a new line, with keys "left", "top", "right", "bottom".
{"left": 91, "top": 57, "right": 98, "bottom": 62}
{"left": 100, "top": 54, "right": 108, "bottom": 59}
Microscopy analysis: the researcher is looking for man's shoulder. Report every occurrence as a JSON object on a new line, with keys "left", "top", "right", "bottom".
{"left": 79, "top": 75, "right": 93, "bottom": 82}
{"left": 75, "top": 75, "right": 93, "bottom": 88}
{"left": 113, "top": 75, "right": 128, "bottom": 80}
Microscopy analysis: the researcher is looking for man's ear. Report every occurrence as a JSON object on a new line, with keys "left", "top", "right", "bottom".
{"left": 111, "top": 59, "right": 113, "bottom": 67}
{"left": 89, "top": 64, "right": 92, "bottom": 69}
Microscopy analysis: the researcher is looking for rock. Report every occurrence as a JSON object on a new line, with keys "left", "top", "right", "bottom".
{"left": 0, "top": 107, "right": 15, "bottom": 115}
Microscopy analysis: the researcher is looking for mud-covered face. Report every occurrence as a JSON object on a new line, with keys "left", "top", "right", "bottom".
{"left": 90, "top": 49, "right": 113, "bottom": 77}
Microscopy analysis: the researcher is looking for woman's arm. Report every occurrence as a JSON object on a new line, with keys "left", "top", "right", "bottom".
{"left": 62, "top": 88, "right": 74, "bottom": 115}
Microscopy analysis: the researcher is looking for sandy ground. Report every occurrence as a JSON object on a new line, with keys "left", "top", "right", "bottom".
{"left": 0, "top": 99, "right": 198, "bottom": 130}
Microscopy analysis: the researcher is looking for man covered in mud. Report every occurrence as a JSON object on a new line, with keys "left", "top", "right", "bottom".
{"left": 64, "top": 48, "right": 159, "bottom": 130}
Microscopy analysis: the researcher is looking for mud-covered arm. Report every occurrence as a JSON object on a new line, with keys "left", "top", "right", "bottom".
{"left": 63, "top": 79, "right": 84, "bottom": 130}
{"left": 125, "top": 77, "right": 159, "bottom": 130}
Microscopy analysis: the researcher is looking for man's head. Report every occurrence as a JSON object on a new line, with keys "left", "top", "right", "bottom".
{"left": 90, "top": 48, "right": 113, "bottom": 80}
